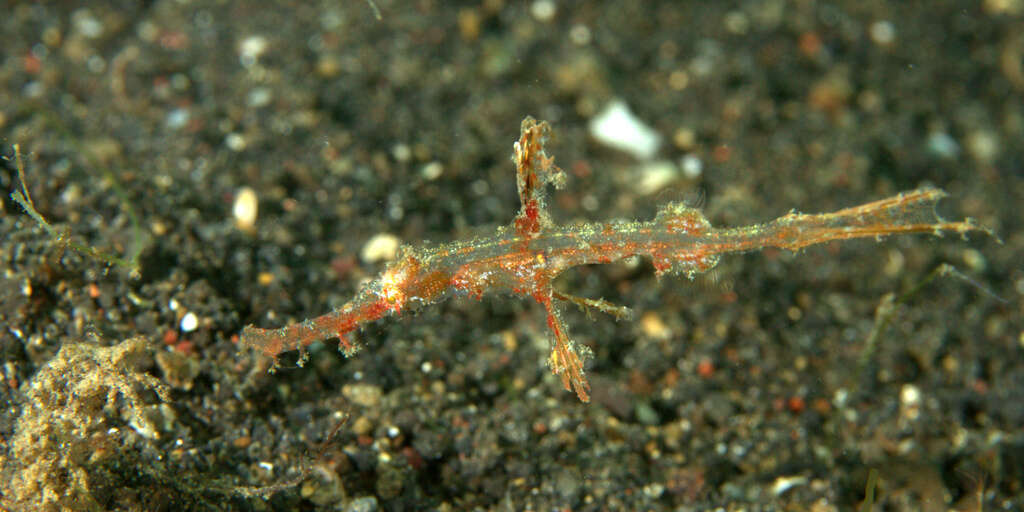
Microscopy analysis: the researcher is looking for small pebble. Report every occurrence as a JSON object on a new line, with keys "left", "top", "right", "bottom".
{"left": 345, "top": 496, "right": 379, "bottom": 512}
{"left": 361, "top": 233, "right": 400, "bottom": 263}
{"left": 351, "top": 415, "right": 373, "bottom": 436}
{"left": 391, "top": 143, "right": 412, "bottom": 163}
{"left": 900, "top": 383, "right": 921, "bottom": 420}
{"left": 569, "top": 24, "right": 591, "bottom": 45}
{"left": 238, "top": 35, "right": 268, "bottom": 64}
{"left": 926, "top": 131, "right": 959, "bottom": 159}
{"left": 589, "top": 100, "right": 662, "bottom": 160}
{"left": 639, "top": 312, "right": 671, "bottom": 340}
{"left": 343, "top": 383, "right": 383, "bottom": 408}
{"left": 530, "top": 0, "right": 556, "bottom": 22}
{"left": 634, "top": 161, "right": 677, "bottom": 195}
{"left": 180, "top": 312, "right": 198, "bottom": 333}
{"left": 247, "top": 87, "right": 272, "bottom": 108}
{"left": 680, "top": 154, "right": 703, "bottom": 179}
{"left": 966, "top": 130, "right": 999, "bottom": 163}
{"left": 771, "top": 475, "right": 807, "bottom": 496}
{"left": 225, "top": 133, "right": 247, "bottom": 151}
{"left": 233, "top": 186, "right": 259, "bottom": 233}
{"left": 420, "top": 161, "right": 443, "bottom": 180}
{"left": 72, "top": 9, "right": 104, "bottom": 38}
{"left": 870, "top": 20, "right": 896, "bottom": 45}
{"left": 165, "top": 108, "right": 190, "bottom": 130}
{"left": 962, "top": 248, "right": 986, "bottom": 272}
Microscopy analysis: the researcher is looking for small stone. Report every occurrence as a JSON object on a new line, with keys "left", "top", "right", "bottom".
{"left": 962, "top": 248, "right": 986, "bottom": 272}
{"left": 391, "top": 143, "right": 411, "bottom": 163}
{"left": 771, "top": 475, "right": 807, "bottom": 496}
{"left": 643, "top": 482, "right": 665, "bottom": 498}
{"left": 639, "top": 312, "right": 671, "bottom": 340}
{"left": 869, "top": 20, "right": 896, "bottom": 45}
{"left": 179, "top": 312, "right": 198, "bottom": 333}
{"left": 530, "top": 0, "right": 556, "bottom": 22}
{"left": 247, "top": 87, "right": 272, "bottom": 108}
{"left": 634, "top": 161, "right": 677, "bottom": 195}
{"left": 351, "top": 415, "right": 374, "bottom": 436}
{"left": 238, "top": 35, "right": 268, "bottom": 63}
{"left": 900, "top": 384, "right": 920, "bottom": 406}
{"left": 165, "top": 108, "right": 190, "bottom": 130}
{"left": 723, "top": 11, "right": 749, "bottom": 35}
{"left": 966, "top": 130, "right": 999, "bottom": 163}
{"left": 569, "top": 24, "right": 591, "bottom": 45}
{"left": 233, "top": 186, "right": 259, "bottom": 233}
{"left": 361, "top": 233, "right": 400, "bottom": 263}
{"left": 225, "top": 133, "right": 247, "bottom": 152}
{"left": 457, "top": 8, "right": 480, "bottom": 41}
{"left": 900, "top": 383, "right": 922, "bottom": 421}
{"left": 926, "top": 131, "right": 960, "bottom": 159}
{"left": 316, "top": 55, "right": 341, "bottom": 77}
{"left": 345, "top": 496, "right": 379, "bottom": 512}
{"left": 589, "top": 100, "right": 662, "bottom": 160}
{"left": 421, "top": 161, "right": 443, "bottom": 180}
{"left": 680, "top": 154, "right": 703, "bottom": 179}
{"left": 72, "top": 9, "right": 104, "bottom": 38}
{"left": 343, "top": 383, "right": 383, "bottom": 408}
{"left": 300, "top": 482, "right": 316, "bottom": 498}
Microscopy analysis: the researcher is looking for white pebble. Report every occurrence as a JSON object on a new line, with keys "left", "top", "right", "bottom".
{"left": 166, "top": 108, "right": 190, "bottom": 130}
{"left": 900, "top": 384, "right": 920, "bottom": 406}
{"left": 680, "top": 154, "right": 703, "bottom": 179}
{"left": 392, "top": 143, "right": 412, "bottom": 163}
{"left": 361, "top": 233, "right": 400, "bottom": 263}
{"left": 72, "top": 9, "right": 104, "bottom": 39}
{"left": 926, "top": 131, "right": 959, "bottom": 159}
{"left": 589, "top": 100, "right": 662, "bottom": 160}
{"left": 967, "top": 130, "right": 999, "bottom": 163}
{"left": 530, "top": 0, "right": 556, "bottom": 22}
{"left": 233, "top": 186, "right": 259, "bottom": 233}
{"left": 239, "top": 35, "right": 269, "bottom": 62}
{"left": 900, "top": 383, "right": 922, "bottom": 421}
{"left": 225, "top": 133, "right": 247, "bottom": 151}
{"left": 569, "top": 24, "right": 591, "bottom": 45}
{"left": 870, "top": 20, "right": 896, "bottom": 45}
{"left": 771, "top": 475, "right": 807, "bottom": 496}
{"left": 634, "top": 161, "right": 677, "bottom": 195}
{"left": 247, "top": 87, "right": 272, "bottom": 108}
{"left": 180, "top": 312, "right": 199, "bottom": 333}
{"left": 421, "top": 161, "right": 443, "bottom": 180}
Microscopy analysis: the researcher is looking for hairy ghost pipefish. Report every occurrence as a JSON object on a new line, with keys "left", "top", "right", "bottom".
{"left": 242, "top": 117, "right": 987, "bottom": 402}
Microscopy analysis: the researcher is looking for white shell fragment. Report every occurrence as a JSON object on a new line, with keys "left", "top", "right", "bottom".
{"left": 589, "top": 100, "right": 662, "bottom": 160}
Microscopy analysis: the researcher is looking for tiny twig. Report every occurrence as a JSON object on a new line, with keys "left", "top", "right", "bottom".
{"left": 861, "top": 263, "right": 1003, "bottom": 371}
{"left": 366, "top": 0, "right": 382, "bottom": 20}
{"left": 553, "top": 290, "right": 633, "bottom": 321}
{"left": 9, "top": 144, "right": 140, "bottom": 272}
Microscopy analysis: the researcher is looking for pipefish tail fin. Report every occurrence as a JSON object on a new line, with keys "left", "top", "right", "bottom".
{"left": 707, "top": 187, "right": 991, "bottom": 253}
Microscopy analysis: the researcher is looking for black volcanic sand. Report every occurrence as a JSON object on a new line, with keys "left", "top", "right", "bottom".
{"left": 1, "top": 2, "right": 1021, "bottom": 510}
